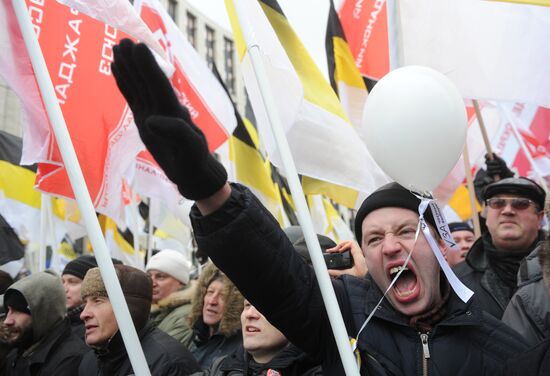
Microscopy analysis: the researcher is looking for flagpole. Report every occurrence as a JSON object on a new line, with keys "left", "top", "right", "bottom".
{"left": 386, "top": 0, "right": 399, "bottom": 71}
{"left": 498, "top": 104, "right": 548, "bottom": 192}
{"left": 462, "top": 145, "right": 481, "bottom": 238}
{"left": 11, "top": 1, "right": 151, "bottom": 374}
{"left": 231, "top": 1, "right": 360, "bottom": 374}
{"left": 39, "top": 193, "right": 48, "bottom": 272}
{"left": 147, "top": 198, "right": 154, "bottom": 264}
{"left": 46, "top": 196, "right": 61, "bottom": 272}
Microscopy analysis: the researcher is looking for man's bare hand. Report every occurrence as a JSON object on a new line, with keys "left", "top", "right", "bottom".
{"left": 326, "top": 240, "right": 368, "bottom": 278}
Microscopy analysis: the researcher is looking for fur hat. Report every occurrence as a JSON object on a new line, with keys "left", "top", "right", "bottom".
{"left": 145, "top": 249, "right": 190, "bottom": 285}
{"left": 483, "top": 177, "right": 546, "bottom": 210}
{"left": 62, "top": 255, "right": 122, "bottom": 280}
{"left": 188, "top": 263, "right": 243, "bottom": 337}
{"left": 81, "top": 265, "right": 153, "bottom": 331}
{"left": 354, "top": 182, "right": 436, "bottom": 243}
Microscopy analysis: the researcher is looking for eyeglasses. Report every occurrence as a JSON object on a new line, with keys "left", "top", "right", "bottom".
{"left": 486, "top": 197, "right": 537, "bottom": 211}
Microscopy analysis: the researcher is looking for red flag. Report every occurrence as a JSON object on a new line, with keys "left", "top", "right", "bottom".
{"left": 338, "top": 0, "right": 389, "bottom": 82}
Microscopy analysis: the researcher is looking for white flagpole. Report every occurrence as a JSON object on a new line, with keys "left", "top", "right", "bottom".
{"left": 147, "top": 197, "right": 154, "bottom": 264}
{"left": 11, "top": 1, "right": 151, "bottom": 374}
{"left": 231, "top": 1, "right": 360, "bottom": 374}
{"left": 386, "top": 0, "right": 399, "bottom": 71}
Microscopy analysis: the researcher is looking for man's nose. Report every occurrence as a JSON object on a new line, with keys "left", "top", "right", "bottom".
{"left": 80, "top": 305, "right": 91, "bottom": 321}
{"left": 381, "top": 233, "right": 403, "bottom": 256}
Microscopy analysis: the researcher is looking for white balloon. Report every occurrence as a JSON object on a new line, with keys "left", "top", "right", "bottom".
{"left": 362, "top": 66, "right": 467, "bottom": 193}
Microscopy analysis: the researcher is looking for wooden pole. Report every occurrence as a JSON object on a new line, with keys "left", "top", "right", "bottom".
{"left": 463, "top": 144, "right": 481, "bottom": 238}
{"left": 473, "top": 99, "right": 499, "bottom": 181}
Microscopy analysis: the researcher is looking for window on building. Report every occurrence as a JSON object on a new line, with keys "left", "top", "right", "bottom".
{"left": 205, "top": 26, "right": 216, "bottom": 70}
{"left": 224, "top": 37, "right": 235, "bottom": 95}
{"left": 186, "top": 12, "right": 196, "bottom": 47}
{"left": 168, "top": 0, "right": 178, "bottom": 22}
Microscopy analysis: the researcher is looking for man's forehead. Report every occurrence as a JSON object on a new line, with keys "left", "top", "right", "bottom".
{"left": 492, "top": 193, "right": 529, "bottom": 199}
{"left": 362, "top": 207, "right": 419, "bottom": 229}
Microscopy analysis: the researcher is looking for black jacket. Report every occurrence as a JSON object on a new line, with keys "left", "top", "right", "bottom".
{"left": 505, "top": 337, "right": 550, "bottom": 376}
{"left": 454, "top": 232, "right": 545, "bottom": 319}
{"left": 502, "top": 245, "right": 550, "bottom": 346}
{"left": 78, "top": 323, "right": 200, "bottom": 375}
{"left": 190, "top": 184, "right": 528, "bottom": 376}
{"left": 5, "top": 318, "right": 87, "bottom": 376}
{"left": 196, "top": 344, "right": 322, "bottom": 376}
{"left": 190, "top": 319, "right": 242, "bottom": 370}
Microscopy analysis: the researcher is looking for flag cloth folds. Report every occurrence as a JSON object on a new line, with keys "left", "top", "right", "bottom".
{"left": 397, "top": 0, "right": 550, "bottom": 107}
{"left": 225, "top": 0, "right": 388, "bottom": 199}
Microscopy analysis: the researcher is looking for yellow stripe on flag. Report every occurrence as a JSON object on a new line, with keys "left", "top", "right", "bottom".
{"left": 333, "top": 37, "right": 366, "bottom": 90}
{"left": 260, "top": 2, "right": 350, "bottom": 123}
{"left": 489, "top": 0, "right": 550, "bottom": 6}
{"left": 302, "top": 176, "right": 358, "bottom": 209}
{"left": 448, "top": 184, "right": 480, "bottom": 221}
{"left": 0, "top": 161, "right": 40, "bottom": 208}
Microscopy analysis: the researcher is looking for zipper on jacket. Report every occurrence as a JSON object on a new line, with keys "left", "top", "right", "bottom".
{"left": 419, "top": 333, "right": 430, "bottom": 376}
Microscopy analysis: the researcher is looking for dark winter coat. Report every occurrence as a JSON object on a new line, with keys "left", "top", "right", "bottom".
{"left": 5, "top": 319, "right": 85, "bottom": 376}
{"left": 195, "top": 344, "right": 322, "bottom": 376}
{"left": 4, "top": 272, "right": 87, "bottom": 376}
{"left": 68, "top": 305, "right": 85, "bottom": 341}
{"left": 190, "top": 184, "right": 528, "bottom": 376}
{"left": 502, "top": 241, "right": 550, "bottom": 346}
{"left": 188, "top": 263, "right": 244, "bottom": 369}
{"left": 454, "top": 231, "right": 545, "bottom": 319}
{"left": 505, "top": 337, "right": 550, "bottom": 376}
{"left": 78, "top": 323, "right": 200, "bottom": 376}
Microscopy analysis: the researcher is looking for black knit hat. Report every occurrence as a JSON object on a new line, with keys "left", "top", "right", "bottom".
{"left": 354, "top": 182, "right": 436, "bottom": 243}
{"left": 62, "top": 255, "right": 122, "bottom": 280}
{"left": 483, "top": 177, "right": 546, "bottom": 210}
{"left": 4, "top": 289, "right": 30, "bottom": 315}
{"left": 448, "top": 222, "right": 473, "bottom": 234}
{"left": 283, "top": 226, "right": 337, "bottom": 262}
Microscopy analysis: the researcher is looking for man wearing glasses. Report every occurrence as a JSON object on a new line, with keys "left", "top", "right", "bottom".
{"left": 455, "top": 177, "right": 546, "bottom": 319}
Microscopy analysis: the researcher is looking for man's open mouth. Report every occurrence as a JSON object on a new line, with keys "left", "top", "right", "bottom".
{"left": 388, "top": 263, "right": 420, "bottom": 302}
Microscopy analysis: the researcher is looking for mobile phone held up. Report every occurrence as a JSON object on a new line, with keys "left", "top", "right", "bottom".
{"left": 322, "top": 251, "right": 353, "bottom": 270}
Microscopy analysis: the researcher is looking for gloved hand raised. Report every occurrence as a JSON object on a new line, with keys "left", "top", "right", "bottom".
{"left": 111, "top": 39, "right": 227, "bottom": 200}
{"left": 485, "top": 153, "right": 514, "bottom": 180}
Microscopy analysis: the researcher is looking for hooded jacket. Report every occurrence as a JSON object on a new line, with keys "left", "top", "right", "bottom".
{"left": 189, "top": 263, "right": 244, "bottom": 369}
{"left": 4, "top": 272, "right": 87, "bottom": 376}
{"left": 502, "top": 237, "right": 550, "bottom": 346}
{"left": 150, "top": 282, "right": 195, "bottom": 348}
{"left": 190, "top": 183, "right": 528, "bottom": 375}
{"left": 454, "top": 231, "right": 546, "bottom": 319}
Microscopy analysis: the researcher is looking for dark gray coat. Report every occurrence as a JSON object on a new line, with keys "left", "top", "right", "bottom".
{"left": 503, "top": 245, "right": 550, "bottom": 346}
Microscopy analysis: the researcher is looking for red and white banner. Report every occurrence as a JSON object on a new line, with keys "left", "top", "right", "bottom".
{"left": 1, "top": 1, "right": 144, "bottom": 221}
{"left": 338, "top": 0, "right": 389, "bottom": 81}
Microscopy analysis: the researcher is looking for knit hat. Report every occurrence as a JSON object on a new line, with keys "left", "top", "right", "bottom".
{"left": 354, "top": 182, "right": 436, "bottom": 243}
{"left": 3, "top": 289, "right": 30, "bottom": 315}
{"left": 283, "top": 226, "right": 337, "bottom": 262}
{"left": 81, "top": 265, "right": 153, "bottom": 330}
{"left": 62, "top": 255, "right": 123, "bottom": 280}
{"left": 448, "top": 222, "right": 474, "bottom": 234}
{"left": 145, "top": 249, "right": 190, "bottom": 285}
{"left": 483, "top": 176, "right": 546, "bottom": 210}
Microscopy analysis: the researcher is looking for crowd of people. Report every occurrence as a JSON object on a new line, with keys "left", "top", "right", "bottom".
{"left": 0, "top": 38, "right": 548, "bottom": 375}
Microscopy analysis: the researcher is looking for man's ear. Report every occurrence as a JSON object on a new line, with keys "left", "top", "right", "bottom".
{"left": 438, "top": 239, "right": 449, "bottom": 258}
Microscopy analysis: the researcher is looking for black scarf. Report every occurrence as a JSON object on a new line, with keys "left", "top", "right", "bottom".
{"left": 484, "top": 232, "right": 535, "bottom": 289}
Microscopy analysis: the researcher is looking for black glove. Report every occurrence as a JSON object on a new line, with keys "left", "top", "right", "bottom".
{"left": 111, "top": 39, "right": 227, "bottom": 200}
{"left": 485, "top": 153, "right": 514, "bottom": 179}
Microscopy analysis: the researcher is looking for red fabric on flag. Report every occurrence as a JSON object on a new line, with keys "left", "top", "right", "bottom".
{"left": 21, "top": 0, "right": 144, "bottom": 219}
{"left": 338, "top": 0, "right": 389, "bottom": 81}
